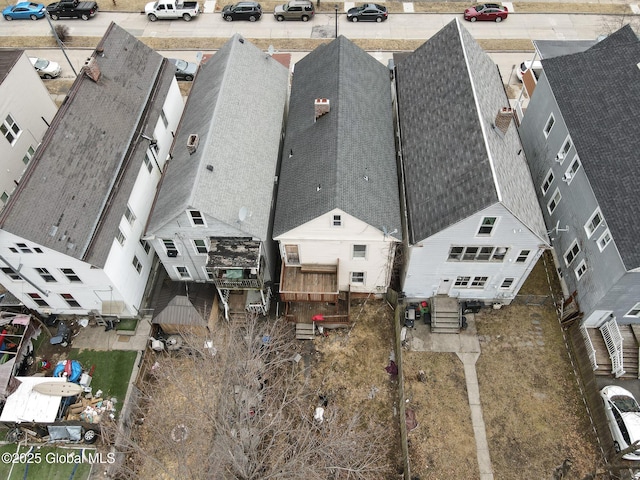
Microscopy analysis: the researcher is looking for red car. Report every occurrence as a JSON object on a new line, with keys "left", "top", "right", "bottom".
{"left": 464, "top": 3, "right": 508, "bottom": 22}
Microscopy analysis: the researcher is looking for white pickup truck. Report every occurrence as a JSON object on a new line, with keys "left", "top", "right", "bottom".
{"left": 145, "top": 0, "right": 200, "bottom": 21}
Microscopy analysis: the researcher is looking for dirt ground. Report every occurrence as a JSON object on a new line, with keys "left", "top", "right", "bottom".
{"left": 402, "top": 254, "right": 599, "bottom": 479}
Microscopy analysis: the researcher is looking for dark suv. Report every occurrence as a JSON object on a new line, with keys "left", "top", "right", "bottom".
{"left": 222, "top": 1, "right": 261, "bottom": 21}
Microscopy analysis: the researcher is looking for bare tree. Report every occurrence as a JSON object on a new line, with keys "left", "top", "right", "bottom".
{"left": 106, "top": 314, "right": 395, "bottom": 479}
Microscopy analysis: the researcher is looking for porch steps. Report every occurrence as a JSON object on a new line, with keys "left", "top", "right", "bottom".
{"left": 430, "top": 296, "right": 460, "bottom": 334}
{"left": 296, "top": 322, "right": 315, "bottom": 340}
{"left": 588, "top": 325, "right": 638, "bottom": 379}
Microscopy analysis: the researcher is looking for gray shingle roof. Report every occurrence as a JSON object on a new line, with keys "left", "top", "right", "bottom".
{"left": 146, "top": 35, "right": 289, "bottom": 242}
{"left": 0, "top": 23, "right": 175, "bottom": 268}
{"left": 542, "top": 25, "right": 640, "bottom": 270}
{"left": 396, "top": 19, "right": 547, "bottom": 244}
{"left": 0, "top": 50, "right": 21, "bottom": 84}
{"left": 272, "top": 36, "right": 401, "bottom": 238}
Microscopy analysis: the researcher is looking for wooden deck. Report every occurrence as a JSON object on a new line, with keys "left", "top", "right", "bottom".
{"left": 279, "top": 262, "right": 339, "bottom": 302}
{"left": 283, "top": 292, "right": 350, "bottom": 325}
{"left": 586, "top": 325, "right": 639, "bottom": 379}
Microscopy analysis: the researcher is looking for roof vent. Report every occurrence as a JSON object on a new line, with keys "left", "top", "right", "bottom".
{"left": 83, "top": 57, "right": 101, "bottom": 83}
{"left": 494, "top": 107, "right": 513, "bottom": 135}
{"left": 187, "top": 134, "right": 199, "bottom": 155}
{"left": 314, "top": 98, "right": 330, "bottom": 121}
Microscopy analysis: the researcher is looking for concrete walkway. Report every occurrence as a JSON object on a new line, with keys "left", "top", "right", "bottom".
{"left": 408, "top": 316, "right": 494, "bottom": 480}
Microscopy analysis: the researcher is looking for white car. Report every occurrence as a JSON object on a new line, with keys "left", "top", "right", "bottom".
{"left": 601, "top": 385, "right": 640, "bottom": 460}
{"left": 29, "top": 56, "right": 61, "bottom": 79}
{"left": 516, "top": 60, "right": 542, "bottom": 82}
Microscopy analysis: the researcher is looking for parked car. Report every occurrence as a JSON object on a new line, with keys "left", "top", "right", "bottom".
{"left": 516, "top": 60, "right": 543, "bottom": 81}
{"left": 346, "top": 3, "right": 387, "bottom": 22}
{"left": 221, "top": 1, "right": 261, "bottom": 21}
{"left": 600, "top": 385, "right": 640, "bottom": 460}
{"left": 463, "top": 3, "right": 508, "bottom": 22}
{"left": 29, "top": 56, "right": 61, "bottom": 79}
{"left": 46, "top": 0, "right": 98, "bottom": 20}
{"left": 3, "top": 1, "right": 45, "bottom": 20}
{"left": 274, "top": 0, "right": 313, "bottom": 21}
{"left": 169, "top": 58, "right": 198, "bottom": 81}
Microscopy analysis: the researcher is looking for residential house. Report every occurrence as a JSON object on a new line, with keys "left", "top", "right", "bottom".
{"left": 273, "top": 36, "right": 402, "bottom": 327}
{"left": 394, "top": 19, "right": 549, "bottom": 329}
{"left": 0, "top": 50, "right": 57, "bottom": 212}
{"left": 0, "top": 23, "right": 184, "bottom": 318}
{"left": 145, "top": 35, "right": 289, "bottom": 318}
{"left": 518, "top": 25, "right": 640, "bottom": 376}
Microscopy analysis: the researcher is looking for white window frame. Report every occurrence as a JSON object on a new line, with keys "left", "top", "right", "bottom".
{"left": 143, "top": 152, "right": 153, "bottom": 173}
{"left": 332, "top": 214, "right": 342, "bottom": 227}
{"left": 563, "top": 155, "right": 581, "bottom": 184}
{"left": 555, "top": 136, "right": 572, "bottom": 164}
{"left": 575, "top": 259, "right": 587, "bottom": 281}
{"left": 116, "top": 228, "right": 126, "bottom": 246}
{"left": 625, "top": 303, "right": 640, "bottom": 318}
{"left": 60, "top": 268, "right": 82, "bottom": 283}
{"left": 470, "top": 276, "right": 489, "bottom": 289}
{"left": 516, "top": 250, "right": 530, "bottom": 263}
{"left": 543, "top": 113, "right": 555, "bottom": 138}
{"left": 204, "top": 267, "right": 215, "bottom": 281}
{"left": 1, "top": 192, "right": 7, "bottom": 204}
{"left": 163, "top": 239, "right": 179, "bottom": 256}
{"left": 541, "top": 169, "right": 554, "bottom": 195}
{"left": 132, "top": 255, "right": 143, "bottom": 274}
{"left": 193, "top": 239, "right": 208, "bottom": 255}
{"left": 124, "top": 205, "right": 136, "bottom": 225}
{"left": 352, "top": 244, "right": 367, "bottom": 259}
{"left": 563, "top": 240, "right": 580, "bottom": 266}
{"left": 477, "top": 216, "right": 497, "bottom": 236}
{"left": 584, "top": 209, "right": 603, "bottom": 238}
{"left": 597, "top": 229, "right": 612, "bottom": 252}
{"left": 454, "top": 276, "right": 470, "bottom": 287}
{"left": 175, "top": 266, "right": 192, "bottom": 280}
{"left": 350, "top": 272, "right": 365, "bottom": 284}
{"left": 60, "top": 293, "right": 81, "bottom": 308}
{"left": 500, "top": 278, "right": 515, "bottom": 289}
{"left": 189, "top": 210, "right": 206, "bottom": 227}
{"left": 1, "top": 114, "right": 21, "bottom": 145}
{"left": 35, "top": 267, "right": 56, "bottom": 283}
{"left": 1, "top": 267, "right": 21, "bottom": 281}
{"left": 547, "top": 188, "right": 561, "bottom": 214}
{"left": 23, "top": 145, "right": 35, "bottom": 165}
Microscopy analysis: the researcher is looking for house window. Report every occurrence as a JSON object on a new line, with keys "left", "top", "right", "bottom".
{"left": 541, "top": 170, "right": 554, "bottom": 195}
{"left": 463, "top": 247, "right": 479, "bottom": 261}
{"left": 1, "top": 267, "right": 21, "bottom": 280}
{"left": 60, "top": 293, "right": 81, "bottom": 308}
{"left": 140, "top": 239, "right": 151, "bottom": 254}
{"left": 61, "top": 268, "right": 82, "bottom": 283}
{"left": 564, "top": 156, "right": 581, "bottom": 183}
{"left": 163, "top": 239, "right": 178, "bottom": 257}
{"left": 332, "top": 215, "right": 342, "bottom": 227}
{"left": 585, "top": 209, "right": 603, "bottom": 238}
{"left": 351, "top": 272, "right": 365, "bottom": 284}
{"left": 470, "top": 276, "right": 488, "bottom": 288}
{"left": 116, "top": 228, "right": 126, "bottom": 246}
{"left": 543, "top": 114, "right": 555, "bottom": 138}
{"left": 28, "top": 293, "right": 49, "bottom": 307}
{"left": 547, "top": 189, "right": 561, "bottom": 214}
{"left": 478, "top": 217, "right": 497, "bottom": 236}
{"left": 35, "top": 267, "right": 56, "bottom": 283}
{"left": 176, "top": 266, "right": 191, "bottom": 279}
{"left": 23, "top": 145, "right": 35, "bottom": 165}
{"left": 34, "top": 247, "right": 43, "bottom": 253}
{"left": 454, "top": 276, "right": 470, "bottom": 287}
{"left": 1, "top": 192, "right": 7, "bottom": 204}
{"left": 132, "top": 255, "right": 142, "bottom": 274}
{"left": 625, "top": 303, "right": 640, "bottom": 318}
{"left": 204, "top": 267, "right": 215, "bottom": 281}
{"left": 516, "top": 250, "right": 530, "bottom": 263}
{"left": 189, "top": 210, "right": 206, "bottom": 226}
{"left": 476, "top": 247, "right": 494, "bottom": 261}
{"left": 575, "top": 260, "right": 587, "bottom": 281}
{"left": 353, "top": 245, "right": 367, "bottom": 259}
{"left": 564, "top": 240, "right": 580, "bottom": 266}
{"left": 448, "top": 246, "right": 508, "bottom": 262}
{"left": 8, "top": 247, "right": 17, "bottom": 253}
{"left": 16, "top": 243, "right": 32, "bottom": 254}
{"left": 500, "top": 278, "right": 515, "bottom": 289}
{"left": 597, "top": 230, "right": 612, "bottom": 252}
{"left": 160, "top": 109, "right": 168, "bottom": 128}
{"left": 124, "top": 205, "right": 136, "bottom": 225}
{"left": 143, "top": 152, "right": 153, "bottom": 173}
{"left": 448, "top": 246, "right": 463, "bottom": 261}
{"left": 193, "top": 239, "right": 207, "bottom": 254}
{"left": 555, "top": 137, "right": 572, "bottom": 164}
{"left": 1, "top": 114, "right": 21, "bottom": 145}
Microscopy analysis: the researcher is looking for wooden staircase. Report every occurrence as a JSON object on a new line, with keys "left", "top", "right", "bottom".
{"left": 588, "top": 324, "right": 639, "bottom": 379}
{"left": 430, "top": 296, "right": 460, "bottom": 334}
{"left": 295, "top": 322, "right": 315, "bottom": 340}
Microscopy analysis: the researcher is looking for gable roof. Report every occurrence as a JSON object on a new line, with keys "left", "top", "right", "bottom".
{"left": 542, "top": 25, "right": 640, "bottom": 270}
{"left": 0, "top": 23, "right": 175, "bottom": 268}
{"left": 152, "top": 295, "right": 206, "bottom": 327}
{"left": 146, "top": 35, "right": 289, "bottom": 242}
{"left": 0, "top": 50, "right": 21, "bottom": 84}
{"left": 272, "top": 36, "right": 401, "bottom": 238}
{"left": 396, "top": 19, "right": 548, "bottom": 245}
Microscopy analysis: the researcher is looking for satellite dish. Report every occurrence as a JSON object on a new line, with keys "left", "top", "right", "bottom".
{"left": 239, "top": 206, "right": 248, "bottom": 222}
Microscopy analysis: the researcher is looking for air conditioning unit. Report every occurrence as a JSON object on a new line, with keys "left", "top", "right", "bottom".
{"left": 167, "top": 249, "right": 178, "bottom": 258}
{"left": 562, "top": 172, "right": 573, "bottom": 182}
{"left": 555, "top": 152, "right": 565, "bottom": 162}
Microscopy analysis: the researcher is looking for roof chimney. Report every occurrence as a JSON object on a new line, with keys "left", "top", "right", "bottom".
{"left": 314, "top": 98, "right": 330, "bottom": 121}
{"left": 187, "top": 134, "right": 199, "bottom": 155}
{"left": 494, "top": 107, "right": 513, "bottom": 135}
{"left": 83, "top": 57, "right": 101, "bottom": 83}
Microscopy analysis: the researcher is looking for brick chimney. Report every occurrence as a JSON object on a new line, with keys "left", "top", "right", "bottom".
{"left": 494, "top": 107, "right": 513, "bottom": 135}
{"left": 314, "top": 98, "right": 330, "bottom": 121}
{"left": 83, "top": 57, "right": 101, "bottom": 83}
